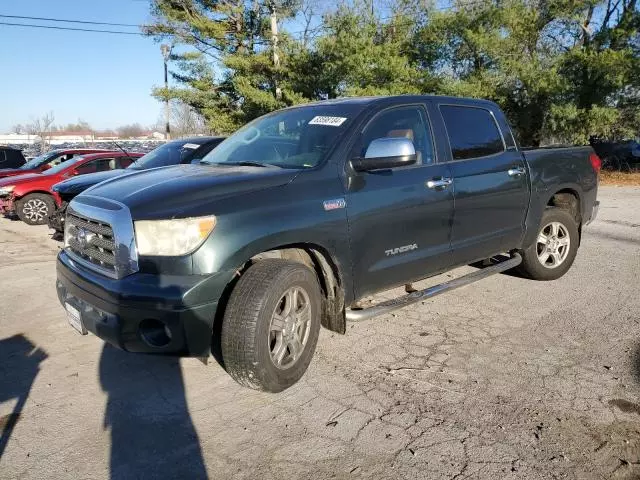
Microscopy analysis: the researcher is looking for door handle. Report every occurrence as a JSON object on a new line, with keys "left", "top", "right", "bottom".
{"left": 426, "top": 177, "right": 453, "bottom": 189}
{"left": 508, "top": 167, "right": 526, "bottom": 177}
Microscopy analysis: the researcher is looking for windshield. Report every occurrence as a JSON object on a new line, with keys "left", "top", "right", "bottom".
{"left": 128, "top": 141, "right": 201, "bottom": 170}
{"left": 44, "top": 156, "right": 84, "bottom": 175}
{"left": 200, "top": 104, "right": 361, "bottom": 169}
{"left": 19, "top": 151, "right": 61, "bottom": 170}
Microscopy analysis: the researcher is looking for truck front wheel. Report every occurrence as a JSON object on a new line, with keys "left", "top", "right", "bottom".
{"left": 518, "top": 207, "right": 579, "bottom": 281}
{"left": 221, "top": 259, "right": 322, "bottom": 392}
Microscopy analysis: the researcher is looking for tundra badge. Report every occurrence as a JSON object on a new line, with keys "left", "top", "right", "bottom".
{"left": 385, "top": 244, "right": 418, "bottom": 256}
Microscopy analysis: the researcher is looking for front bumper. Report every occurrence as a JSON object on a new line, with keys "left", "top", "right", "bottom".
{"left": 56, "top": 250, "right": 235, "bottom": 356}
{"left": 48, "top": 202, "right": 67, "bottom": 233}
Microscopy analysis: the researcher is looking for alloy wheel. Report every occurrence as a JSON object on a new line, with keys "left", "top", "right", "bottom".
{"left": 536, "top": 221, "right": 570, "bottom": 269}
{"left": 23, "top": 199, "right": 48, "bottom": 222}
{"left": 268, "top": 286, "right": 312, "bottom": 369}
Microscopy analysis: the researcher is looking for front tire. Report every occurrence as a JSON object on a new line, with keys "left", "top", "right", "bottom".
{"left": 16, "top": 193, "right": 55, "bottom": 225}
{"left": 518, "top": 207, "right": 579, "bottom": 281}
{"left": 221, "top": 259, "right": 322, "bottom": 392}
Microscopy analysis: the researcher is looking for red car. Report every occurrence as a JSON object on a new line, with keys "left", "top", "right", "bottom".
{"left": 0, "top": 148, "right": 110, "bottom": 179}
{"left": 0, "top": 151, "right": 143, "bottom": 225}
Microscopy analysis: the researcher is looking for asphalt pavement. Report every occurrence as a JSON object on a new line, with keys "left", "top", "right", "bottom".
{"left": 0, "top": 186, "right": 638, "bottom": 479}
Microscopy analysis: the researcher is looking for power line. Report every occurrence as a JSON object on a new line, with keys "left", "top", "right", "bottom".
{"left": 0, "top": 21, "right": 145, "bottom": 35}
{"left": 0, "top": 14, "right": 139, "bottom": 27}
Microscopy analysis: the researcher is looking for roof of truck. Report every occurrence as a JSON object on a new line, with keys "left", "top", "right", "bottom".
{"left": 278, "top": 95, "right": 499, "bottom": 113}
{"left": 304, "top": 95, "right": 496, "bottom": 107}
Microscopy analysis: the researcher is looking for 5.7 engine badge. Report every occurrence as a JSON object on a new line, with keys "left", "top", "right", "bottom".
{"left": 323, "top": 198, "right": 346, "bottom": 211}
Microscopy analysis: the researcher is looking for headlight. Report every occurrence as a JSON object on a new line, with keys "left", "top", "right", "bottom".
{"left": 0, "top": 185, "right": 15, "bottom": 196}
{"left": 134, "top": 216, "right": 217, "bottom": 256}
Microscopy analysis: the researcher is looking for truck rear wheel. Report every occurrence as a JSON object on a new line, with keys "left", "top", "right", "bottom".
{"left": 16, "top": 193, "right": 55, "bottom": 226}
{"left": 518, "top": 207, "right": 579, "bottom": 281}
{"left": 221, "top": 259, "right": 321, "bottom": 392}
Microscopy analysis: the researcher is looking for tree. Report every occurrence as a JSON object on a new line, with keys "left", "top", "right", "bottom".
{"left": 116, "top": 123, "right": 145, "bottom": 139}
{"left": 144, "top": 0, "right": 639, "bottom": 145}
{"left": 303, "top": 2, "right": 429, "bottom": 98}
{"left": 145, "top": 0, "right": 302, "bottom": 133}
{"left": 11, "top": 124, "right": 24, "bottom": 135}
{"left": 62, "top": 119, "right": 93, "bottom": 132}
{"left": 29, "top": 112, "right": 55, "bottom": 152}
{"left": 170, "top": 100, "right": 208, "bottom": 137}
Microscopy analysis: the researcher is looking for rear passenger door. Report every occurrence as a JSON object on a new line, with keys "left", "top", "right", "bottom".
{"left": 435, "top": 103, "right": 529, "bottom": 265}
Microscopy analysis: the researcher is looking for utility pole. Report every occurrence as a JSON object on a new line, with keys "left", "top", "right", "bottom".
{"left": 160, "top": 44, "right": 172, "bottom": 140}
{"left": 270, "top": 5, "right": 282, "bottom": 100}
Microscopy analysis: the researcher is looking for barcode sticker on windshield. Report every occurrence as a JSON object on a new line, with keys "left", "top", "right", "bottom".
{"left": 308, "top": 116, "right": 347, "bottom": 127}
{"left": 182, "top": 143, "right": 200, "bottom": 149}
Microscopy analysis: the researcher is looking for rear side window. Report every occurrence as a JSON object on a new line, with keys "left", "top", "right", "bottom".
{"left": 440, "top": 105, "right": 505, "bottom": 160}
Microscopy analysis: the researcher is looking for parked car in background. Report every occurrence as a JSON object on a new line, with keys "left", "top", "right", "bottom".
{"left": 0, "top": 152, "right": 143, "bottom": 225}
{"left": 0, "top": 148, "right": 110, "bottom": 179}
{"left": 0, "top": 146, "right": 27, "bottom": 169}
{"left": 48, "top": 136, "right": 226, "bottom": 235}
{"left": 56, "top": 95, "right": 600, "bottom": 392}
{"left": 591, "top": 139, "right": 640, "bottom": 171}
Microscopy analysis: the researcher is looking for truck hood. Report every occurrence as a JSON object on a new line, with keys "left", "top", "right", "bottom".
{"left": 54, "top": 169, "right": 127, "bottom": 195}
{"left": 80, "top": 164, "right": 298, "bottom": 219}
{"left": 0, "top": 173, "right": 42, "bottom": 187}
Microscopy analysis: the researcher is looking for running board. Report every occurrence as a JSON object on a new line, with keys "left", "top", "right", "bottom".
{"left": 345, "top": 253, "right": 522, "bottom": 322}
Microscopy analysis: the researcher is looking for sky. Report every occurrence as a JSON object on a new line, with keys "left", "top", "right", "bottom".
{"left": 0, "top": 0, "right": 165, "bottom": 132}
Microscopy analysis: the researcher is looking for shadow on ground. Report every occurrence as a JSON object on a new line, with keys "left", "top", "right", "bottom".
{"left": 0, "top": 334, "right": 48, "bottom": 459}
{"left": 99, "top": 344, "right": 208, "bottom": 479}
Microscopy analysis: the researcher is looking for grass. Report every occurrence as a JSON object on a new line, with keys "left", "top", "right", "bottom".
{"left": 600, "top": 170, "right": 640, "bottom": 186}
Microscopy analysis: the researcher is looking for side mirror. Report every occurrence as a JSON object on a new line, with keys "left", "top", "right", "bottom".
{"left": 351, "top": 137, "right": 417, "bottom": 172}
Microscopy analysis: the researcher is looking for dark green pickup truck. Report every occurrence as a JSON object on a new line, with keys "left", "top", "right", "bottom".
{"left": 56, "top": 95, "right": 600, "bottom": 392}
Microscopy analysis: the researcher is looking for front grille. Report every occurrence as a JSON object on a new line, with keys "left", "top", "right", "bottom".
{"left": 66, "top": 212, "right": 116, "bottom": 273}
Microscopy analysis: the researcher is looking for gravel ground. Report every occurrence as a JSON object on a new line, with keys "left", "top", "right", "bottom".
{"left": 0, "top": 186, "right": 638, "bottom": 480}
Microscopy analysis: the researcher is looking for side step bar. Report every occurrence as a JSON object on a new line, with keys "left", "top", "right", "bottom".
{"left": 345, "top": 253, "right": 522, "bottom": 322}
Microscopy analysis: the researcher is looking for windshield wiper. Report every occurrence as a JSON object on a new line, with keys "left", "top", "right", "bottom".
{"left": 205, "top": 161, "right": 281, "bottom": 168}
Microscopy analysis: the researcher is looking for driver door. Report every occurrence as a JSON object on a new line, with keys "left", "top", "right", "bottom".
{"left": 345, "top": 104, "right": 454, "bottom": 299}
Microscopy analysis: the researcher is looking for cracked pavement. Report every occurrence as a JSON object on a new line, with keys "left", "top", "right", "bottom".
{"left": 1, "top": 186, "right": 639, "bottom": 479}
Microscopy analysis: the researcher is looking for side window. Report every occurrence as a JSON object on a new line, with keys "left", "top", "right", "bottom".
{"left": 439, "top": 105, "right": 505, "bottom": 160}
{"left": 0, "top": 151, "right": 6, "bottom": 165}
{"left": 48, "top": 153, "right": 75, "bottom": 168}
{"left": 8, "top": 150, "right": 21, "bottom": 167}
{"left": 361, "top": 106, "right": 434, "bottom": 165}
{"left": 118, "top": 156, "right": 135, "bottom": 168}
{"left": 188, "top": 143, "right": 217, "bottom": 163}
{"left": 75, "top": 158, "right": 114, "bottom": 175}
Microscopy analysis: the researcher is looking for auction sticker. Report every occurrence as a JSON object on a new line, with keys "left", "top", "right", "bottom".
{"left": 309, "top": 116, "right": 347, "bottom": 127}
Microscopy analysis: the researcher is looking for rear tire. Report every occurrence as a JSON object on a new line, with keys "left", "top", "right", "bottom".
{"left": 221, "top": 259, "right": 322, "bottom": 392}
{"left": 518, "top": 207, "right": 579, "bottom": 281}
{"left": 16, "top": 193, "right": 55, "bottom": 226}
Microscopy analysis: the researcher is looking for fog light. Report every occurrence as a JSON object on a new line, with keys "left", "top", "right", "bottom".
{"left": 139, "top": 318, "right": 172, "bottom": 348}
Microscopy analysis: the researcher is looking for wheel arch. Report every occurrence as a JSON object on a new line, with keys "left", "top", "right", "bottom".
{"left": 244, "top": 243, "right": 346, "bottom": 334}
{"left": 545, "top": 187, "right": 582, "bottom": 243}
{"left": 14, "top": 189, "right": 56, "bottom": 202}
